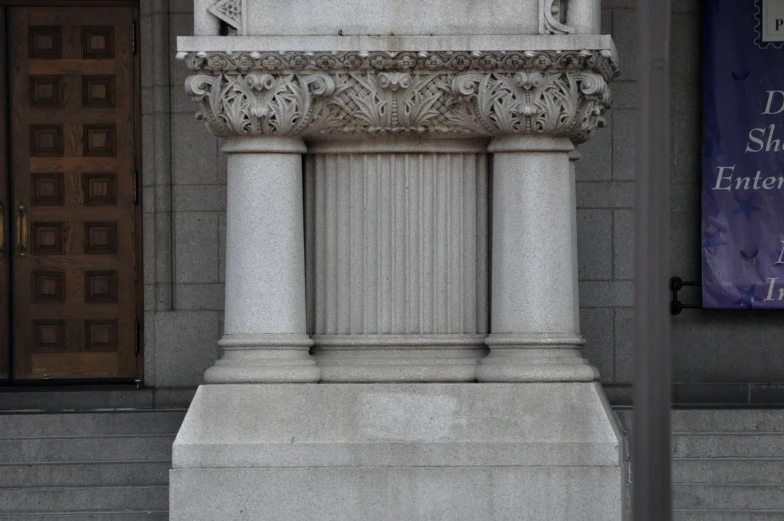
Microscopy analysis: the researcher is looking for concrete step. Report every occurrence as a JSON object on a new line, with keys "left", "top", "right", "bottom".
{"left": 0, "top": 411, "right": 186, "bottom": 438}
{"left": 673, "top": 434, "right": 784, "bottom": 458}
{"left": 0, "top": 390, "right": 155, "bottom": 412}
{"left": 0, "top": 389, "right": 195, "bottom": 412}
{"left": 618, "top": 408, "right": 784, "bottom": 518}
{"left": 627, "top": 433, "right": 784, "bottom": 460}
{"left": 674, "top": 511, "right": 784, "bottom": 521}
{"left": 0, "top": 485, "right": 168, "bottom": 514}
{"left": 0, "top": 436, "right": 174, "bottom": 464}
{"left": 674, "top": 510, "right": 784, "bottom": 521}
{"left": 673, "top": 459, "right": 784, "bottom": 485}
{"left": 671, "top": 410, "right": 784, "bottom": 433}
{"left": 616, "top": 409, "right": 784, "bottom": 433}
{"left": 0, "top": 514, "right": 167, "bottom": 521}
{"left": 674, "top": 484, "right": 784, "bottom": 511}
{"left": 0, "top": 462, "right": 170, "bottom": 488}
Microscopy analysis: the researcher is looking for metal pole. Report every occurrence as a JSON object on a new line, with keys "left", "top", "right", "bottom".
{"left": 633, "top": 0, "right": 672, "bottom": 519}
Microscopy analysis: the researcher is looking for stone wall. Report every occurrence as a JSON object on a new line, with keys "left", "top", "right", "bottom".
{"left": 141, "top": 0, "right": 784, "bottom": 400}
{"left": 140, "top": 0, "right": 222, "bottom": 390}
{"left": 582, "top": 0, "right": 784, "bottom": 404}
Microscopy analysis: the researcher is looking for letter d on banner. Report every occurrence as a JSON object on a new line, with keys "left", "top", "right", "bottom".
{"left": 764, "top": 91, "right": 784, "bottom": 114}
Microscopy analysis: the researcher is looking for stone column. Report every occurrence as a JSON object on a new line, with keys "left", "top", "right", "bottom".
{"left": 173, "top": 38, "right": 623, "bottom": 521}
{"left": 203, "top": 137, "right": 319, "bottom": 383}
{"left": 179, "top": 50, "right": 616, "bottom": 386}
{"left": 477, "top": 136, "right": 596, "bottom": 382}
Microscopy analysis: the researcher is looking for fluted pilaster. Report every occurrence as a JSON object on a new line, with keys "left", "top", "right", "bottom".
{"left": 304, "top": 139, "right": 489, "bottom": 382}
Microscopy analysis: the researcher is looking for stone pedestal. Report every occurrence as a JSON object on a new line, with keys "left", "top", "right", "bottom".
{"left": 174, "top": 1, "right": 621, "bottom": 517}
{"left": 171, "top": 383, "right": 622, "bottom": 521}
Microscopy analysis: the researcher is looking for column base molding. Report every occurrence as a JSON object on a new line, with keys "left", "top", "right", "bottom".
{"left": 313, "top": 334, "right": 487, "bottom": 382}
{"left": 170, "top": 383, "right": 623, "bottom": 520}
{"left": 204, "top": 334, "right": 319, "bottom": 383}
{"left": 477, "top": 333, "right": 598, "bottom": 382}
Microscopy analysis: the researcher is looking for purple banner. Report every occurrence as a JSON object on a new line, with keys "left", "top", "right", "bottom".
{"left": 702, "top": 0, "right": 784, "bottom": 309}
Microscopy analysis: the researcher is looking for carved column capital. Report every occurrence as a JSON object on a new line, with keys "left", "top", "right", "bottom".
{"left": 179, "top": 49, "right": 618, "bottom": 142}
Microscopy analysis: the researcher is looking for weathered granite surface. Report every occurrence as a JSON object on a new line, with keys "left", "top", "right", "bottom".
{"left": 173, "top": 0, "right": 622, "bottom": 518}
{"left": 171, "top": 383, "right": 623, "bottom": 520}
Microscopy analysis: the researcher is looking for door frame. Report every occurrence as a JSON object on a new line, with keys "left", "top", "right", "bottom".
{"left": 0, "top": 0, "right": 144, "bottom": 386}
{"left": 0, "top": 6, "right": 8, "bottom": 380}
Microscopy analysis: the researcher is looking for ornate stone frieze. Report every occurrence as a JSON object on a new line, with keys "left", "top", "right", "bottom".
{"left": 181, "top": 50, "right": 617, "bottom": 141}
{"left": 180, "top": 50, "right": 618, "bottom": 81}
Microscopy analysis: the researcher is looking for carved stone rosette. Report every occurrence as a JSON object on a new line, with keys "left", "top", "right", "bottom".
{"left": 179, "top": 50, "right": 619, "bottom": 142}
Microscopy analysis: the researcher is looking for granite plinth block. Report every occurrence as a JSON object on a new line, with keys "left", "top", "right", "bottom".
{"left": 170, "top": 382, "right": 624, "bottom": 520}
{"left": 171, "top": 466, "right": 621, "bottom": 521}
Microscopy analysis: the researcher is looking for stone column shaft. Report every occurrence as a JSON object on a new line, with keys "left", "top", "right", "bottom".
{"left": 477, "top": 136, "right": 596, "bottom": 382}
{"left": 204, "top": 137, "right": 319, "bottom": 383}
{"left": 492, "top": 138, "right": 575, "bottom": 333}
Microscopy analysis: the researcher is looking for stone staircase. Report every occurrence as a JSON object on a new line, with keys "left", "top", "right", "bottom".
{"left": 0, "top": 407, "right": 185, "bottom": 520}
{"left": 617, "top": 409, "right": 784, "bottom": 520}
{"left": 1, "top": 399, "right": 783, "bottom": 519}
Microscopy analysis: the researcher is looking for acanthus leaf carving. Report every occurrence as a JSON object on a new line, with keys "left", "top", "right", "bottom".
{"left": 441, "top": 70, "right": 608, "bottom": 139}
{"left": 186, "top": 73, "right": 339, "bottom": 136}
{"left": 182, "top": 50, "right": 615, "bottom": 141}
{"left": 186, "top": 70, "right": 610, "bottom": 142}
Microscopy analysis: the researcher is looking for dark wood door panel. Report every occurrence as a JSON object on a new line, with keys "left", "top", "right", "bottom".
{"left": 0, "top": 7, "right": 9, "bottom": 380}
{"left": 9, "top": 6, "right": 137, "bottom": 381}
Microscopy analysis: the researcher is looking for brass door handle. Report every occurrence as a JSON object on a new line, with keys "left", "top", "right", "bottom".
{"left": 17, "top": 204, "right": 27, "bottom": 257}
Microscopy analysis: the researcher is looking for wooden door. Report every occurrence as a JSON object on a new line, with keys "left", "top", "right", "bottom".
{"left": 0, "top": 7, "right": 9, "bottom": 381}
{"left": 9, "top": 6, "right": 138, "bottom": 380}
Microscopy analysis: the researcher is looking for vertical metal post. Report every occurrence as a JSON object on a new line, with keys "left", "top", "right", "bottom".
{"left": 633, "top": 0, "right": 672, "bottom": 519}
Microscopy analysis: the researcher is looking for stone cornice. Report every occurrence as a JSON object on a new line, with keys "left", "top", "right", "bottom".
{"left": 179, "top": 49, "right": 619, "bottom": 82}
{"left": 182, "top": 50, "right": 617, "bottom": 141}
